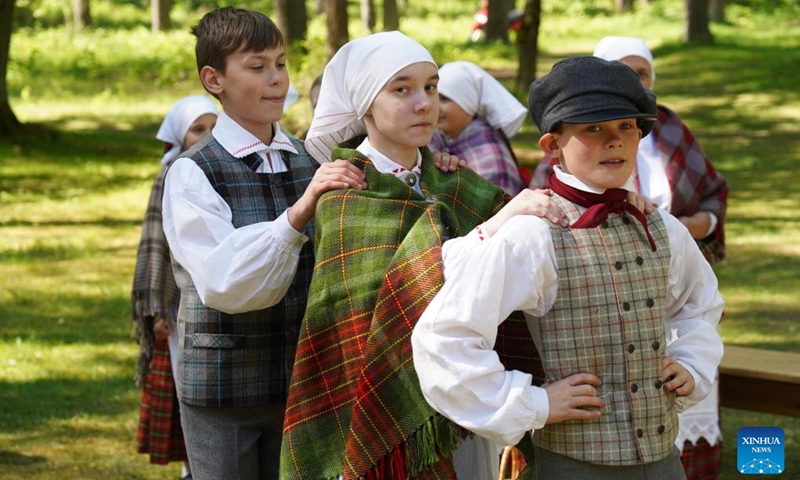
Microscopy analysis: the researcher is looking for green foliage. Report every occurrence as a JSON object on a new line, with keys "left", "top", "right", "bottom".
{"left": 9, "top": 27, "right": 200, "bottom": 99}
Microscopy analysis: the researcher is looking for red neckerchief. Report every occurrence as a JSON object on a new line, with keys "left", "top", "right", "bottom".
{"left": 548, "top": 170, "right": 657, "bottom": 251}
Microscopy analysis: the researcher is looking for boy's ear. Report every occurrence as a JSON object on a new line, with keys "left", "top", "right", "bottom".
{"left": 200, "top": 66, "right": 224, "bottom": 96}
{"left": 538, "top": 132, "right": 561, "bottom": 158}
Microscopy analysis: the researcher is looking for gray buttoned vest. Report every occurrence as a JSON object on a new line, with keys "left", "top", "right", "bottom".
{"left": 525, "top": 194, "right": 678, "bottom": 465}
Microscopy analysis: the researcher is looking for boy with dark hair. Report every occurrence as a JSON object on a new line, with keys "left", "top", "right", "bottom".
{"left": 412, "top": 56, "right": 724, "bottom": 480}
{"left": 161, "top": 7, "right": 367, "bottom": 479}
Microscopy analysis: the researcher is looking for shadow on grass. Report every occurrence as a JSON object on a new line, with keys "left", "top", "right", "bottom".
{"left": 0, "top": 450, "right": 47, "bottom": 466}
{"left": 0, "top": 372, "right": 137, "bottom": 432}
{"left": 0, "top": 295, "right": 134, "bottom": 345}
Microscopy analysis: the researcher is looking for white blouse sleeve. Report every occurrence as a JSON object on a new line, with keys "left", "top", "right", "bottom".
{"left": 660, "top": 210, "right": 725, "bottom": 409}
{"left": 413, "top": 215, "right": 559, "bottom": 446}
{"left": 162, "top": 157, "right": 308, "bottom": 314}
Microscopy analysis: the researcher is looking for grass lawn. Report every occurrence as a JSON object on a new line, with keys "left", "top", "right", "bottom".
{"left": 1, "top": 1, "right": 799, "bottom": 478}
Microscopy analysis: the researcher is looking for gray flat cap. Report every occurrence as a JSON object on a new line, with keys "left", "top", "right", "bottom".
{"left": 528, "top": 56, "right": 657, "bottom": 136}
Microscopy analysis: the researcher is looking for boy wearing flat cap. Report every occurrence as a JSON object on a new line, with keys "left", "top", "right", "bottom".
{"left": 412, "top": 56, "right": 724, "bottom": 480}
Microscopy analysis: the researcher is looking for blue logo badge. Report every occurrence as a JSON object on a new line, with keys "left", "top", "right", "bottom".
{"left": 738, "top": 426, "right": 784, "bottom": 474}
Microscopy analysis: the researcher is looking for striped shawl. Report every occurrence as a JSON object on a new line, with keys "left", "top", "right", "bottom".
{"left": 131, "top": 164, "right": 180, "bottom": 388}
{"left": 280, "top": 141, "right": 507, "bottom": 479}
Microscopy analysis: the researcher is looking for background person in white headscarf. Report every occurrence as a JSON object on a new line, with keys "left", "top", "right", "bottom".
{"left": 429, "top": 61, "right": 529, "bottom": 195}
{"left": 283, "top": 31, "right": 566, "bottom": 480}
{"left": 132, "top": 94, "right": 218, "bottom": 480}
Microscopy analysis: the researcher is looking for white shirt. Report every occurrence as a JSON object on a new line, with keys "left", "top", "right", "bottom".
{"left": 638, "top": 133, "right": 718, "bottom": 237}
{"left": 356, "top": 137, "right": 423, "bottom": 194}
{"left": 412, "top": 168, "right": 725, "bottom": 447}
{"left": 162, "top": 111, "right": 308, "bottom": 314}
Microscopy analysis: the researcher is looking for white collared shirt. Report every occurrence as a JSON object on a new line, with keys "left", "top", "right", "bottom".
{"left": 162, "top": 110, "right": 308, "bottom": 314}
{"left": 356, "top": 137, "right": 423, "bottom": 194}
{"left": 412, "top": 167, "right": 725, "bottom": 447}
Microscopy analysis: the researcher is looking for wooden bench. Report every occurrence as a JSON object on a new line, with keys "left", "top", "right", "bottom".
{"left": 719, "top": 345, "right": 800, "bottom": 417}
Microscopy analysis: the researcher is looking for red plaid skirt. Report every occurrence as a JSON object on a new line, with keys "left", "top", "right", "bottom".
{"left": 680, "top": 437, "right": 722, "bottom": 480}
{"left": 136, "top": 338, "right": 187, "bottom": 464}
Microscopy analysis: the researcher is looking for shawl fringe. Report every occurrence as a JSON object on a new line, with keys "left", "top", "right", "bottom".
{"left": 364, "top": 414, "right": 469, "bottom": 479}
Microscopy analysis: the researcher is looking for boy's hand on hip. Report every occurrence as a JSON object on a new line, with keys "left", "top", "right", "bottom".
{"left": 543, "top": 373, "right": 604, "bottom": 424}
{"left": 288, "top": 160, "right": 367, "bottom": 231}
{"left": 661, "top": 356, "right": 696, "bottom": 397}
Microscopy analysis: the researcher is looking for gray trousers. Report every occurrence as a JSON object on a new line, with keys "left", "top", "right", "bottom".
{"left": 179, "top": 400, "right": 286, "bottom": 480}
{"left": 534, "top": 446, "right": 687, "bottom": 480}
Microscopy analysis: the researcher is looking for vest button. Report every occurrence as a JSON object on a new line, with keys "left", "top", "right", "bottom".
{"left": 652, "top": 341, "right": 660, "bottom": 350}
{"left": 635, "top": 256, "right": 644, "bottom": 265}
{"left": 657, "top": 425, "right": 666, "bottom": 434}
{"left": 614, "top": 261, "right": 623, "bottom": 270}
{"left": 631, "top": 383, "right": 638, "bottom": 393}
{"left": 425, "top": 195, "right": 436, "bottom": 204}
{"left": 655, "top": 380, "right": 663, "bottom": 389}
{"left": 274, "top": 178, "right": 284, "bottom": 187}
{"left": 622, "top": 216, "right": 631, "bottom": 225}
{"left": 627, "top": 344, "right": 635, "bottom": 353}
{"left": 636, "top": 429, "right": 644, "bottom": 438}
{"left": 404, "top": 173, "right": 418, "bottom": 187}
{"left": 623, "top": 302, "right": 631, "bottom": 311}
{"left": 646, "top": 298, "right": 655, "bottom": 308}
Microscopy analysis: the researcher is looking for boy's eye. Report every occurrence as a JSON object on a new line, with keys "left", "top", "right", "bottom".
{"left": 587, "top": 125, "right": 601, "bottom": 132}
{"left": 425, "top": 84, "right": 438, "bottom": 93}
{"left": 395, "top": 86, "right": 409, "bottom": 94}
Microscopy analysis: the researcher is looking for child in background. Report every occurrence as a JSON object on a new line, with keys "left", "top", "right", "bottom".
{"left": 160, "top": 8, "right": 367, "bottom": 480}
{"left": 429, "top": 60, "right": 528, "bottom": 195}
{"left": 280, "top": 31, "right": 567, "bottom": 480}
{"left": 132, "top": 94, "right": 218, "bottom": 480}
{"left": 413, "top": 56, "right": 724, "bottom": 480}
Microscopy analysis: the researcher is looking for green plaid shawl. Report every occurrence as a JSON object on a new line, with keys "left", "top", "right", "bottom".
{"left": 281, "top": 141, "right": 506, "bottom": 479}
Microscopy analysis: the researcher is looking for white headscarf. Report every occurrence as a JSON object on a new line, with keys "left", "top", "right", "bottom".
{"left": 592, "top": 36, "right": 656, "bottom": 87}
{"left": 437, "top": 61, "right": 527, "bottom": 137}
{"left": 285, "top": 84, "right": 300, "bottom": 110}
{"left": 305, "top": 31, "right": 436, "bottom": 164}
{"left": 156, "top": 95, "right": 219, "bottom": 165}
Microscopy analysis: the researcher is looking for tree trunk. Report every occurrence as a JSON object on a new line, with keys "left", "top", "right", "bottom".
{"left": 0, "top": 0, "right": 22, "bottom": 139}
{"left": 383, "top": 0, "right": 399, "bottom": 31}
{"left": 315, "top": 0, "right": 325, "bottom": 14}
{"left": 709, "top": 0, "right": 725, "bottom": 22}
{"left": 485, "top": 0, "right": 509, "bottom": 43}
{"left": 685, "top": 0, "right": 714, "bottom": 43}
{"left": 326, "top": 0, "right": 348, "bottom": 59}
{"left": 360, "top": 0, "right": 376, "bottom": 34}
{"left": 276, "top": 0, "right": 308, "bottom": 43}
{"left": 73, "top": 0, "right": 91, "bottom": 30}
{"left": 515, "top": 0, "right": 540, "bottom": 96}
{"left": 151, "top": 0, "right": 171, "bottom": 32}
{"left": 616, "top": 0, "right": 634, "bottom": 13}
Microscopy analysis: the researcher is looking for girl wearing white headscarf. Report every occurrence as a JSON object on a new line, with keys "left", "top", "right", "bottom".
{"left": 429, "top": 61, "right": 528, "bottom": 195}
{"left": 283, "top": 31, "right": 565, "bottom": 480}
{"left": 133, "top": 95, "right": 218, "bottom": 480}
{"left": 155, "top": 95, "right": 218, "bottom": 165}
{"left": 529, "top": 37, "right": 728, "bottom": 480}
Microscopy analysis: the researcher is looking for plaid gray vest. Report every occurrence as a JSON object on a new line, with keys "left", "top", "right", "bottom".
{"left": 170, "top": 134, "right": 318, "bottom": 408}
{"left": 524, "top": 194, "right": 678, "bottom": 465}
